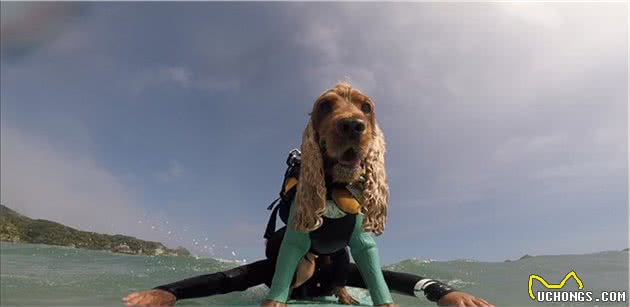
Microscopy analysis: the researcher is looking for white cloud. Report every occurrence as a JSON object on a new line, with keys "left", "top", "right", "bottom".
{"left": 128, "top": 65, "right": 243, "bottom": 95}
{"left": 0, "top": 2, "right": 84, "bottom": 59}
{"left": 499, "top": 2, "right": 563, "bottom": 28}
{"left": 493, "top": 133, "right": 569, "bottom": 165}
{"left": 157, "top": 160, "right": 185, "bottom": 182}
{"left": 165, "top": 66, "right": 192, "bottom": 87}
{"left": 195, "top": 76, "right": 241, "bottom": 93}
{"left": 0, "top": 125, "right": 159, "bottom": 241}
{"left": 269, "top": 4, "right": 627, "bottom": 257}
{"left": 129, "top": 65, "right": 193, "bottom": 93}
{"left": 283, "top": 2, "right": 627, "bottom": 204}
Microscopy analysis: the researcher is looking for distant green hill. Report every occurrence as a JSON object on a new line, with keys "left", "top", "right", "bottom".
{"left": 0, "top": 204, "right": 189, "bottom": 256}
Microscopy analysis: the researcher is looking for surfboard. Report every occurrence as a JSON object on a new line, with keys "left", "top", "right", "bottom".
{"left": 289, "top": 293, "right": 372, "bottom": 306}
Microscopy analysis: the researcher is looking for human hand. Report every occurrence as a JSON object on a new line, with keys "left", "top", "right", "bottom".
{"left": 438, "top": 291, "right": 494, "bottom": 307}
{"left": 122, "top": 289, "right": 176, "bottom": 307}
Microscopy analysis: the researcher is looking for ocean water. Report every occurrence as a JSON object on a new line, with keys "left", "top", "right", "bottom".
{"left": 0, "top": 242, "right": 627, "bottom": 306}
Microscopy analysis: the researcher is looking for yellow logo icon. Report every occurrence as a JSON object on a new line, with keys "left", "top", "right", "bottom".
{"left": 528, "top": 271, "right": 584, "bottom": 300}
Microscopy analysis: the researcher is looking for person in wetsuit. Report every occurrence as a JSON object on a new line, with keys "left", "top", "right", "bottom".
{"left": 122, "top": 226, "right": 494, "bottom": 307}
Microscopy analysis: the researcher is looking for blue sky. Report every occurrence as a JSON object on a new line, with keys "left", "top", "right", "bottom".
{"left": 1, "top": 2, "right": 627, "bottom": 264}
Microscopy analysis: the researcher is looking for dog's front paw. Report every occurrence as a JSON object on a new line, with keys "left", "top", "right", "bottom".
{"left": 260, "top": 299, "right": 287, "bottom": 307}
{"left": 335, "top": 287, "right": 359, "bottom": 305}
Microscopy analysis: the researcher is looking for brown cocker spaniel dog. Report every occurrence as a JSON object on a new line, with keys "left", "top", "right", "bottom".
{"left": 291, "top": 82, "right": 389, "bottom": 305}
{"left": 294, "top": 81, "right": 389, "bottom": 234}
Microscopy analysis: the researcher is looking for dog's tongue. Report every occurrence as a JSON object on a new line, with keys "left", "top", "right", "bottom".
{"left": 339, "top": 149, "right": 360, "bottom": 166}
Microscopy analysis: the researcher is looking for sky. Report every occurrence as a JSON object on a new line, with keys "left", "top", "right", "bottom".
{"left": 0, "top": 2, "right": 627, "bottom": 264}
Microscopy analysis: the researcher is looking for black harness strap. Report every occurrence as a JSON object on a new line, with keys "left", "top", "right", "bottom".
{"left": 264, "top": 205, "right": 280, "bottom": 240}
{"left": 264, "top": 149, "right": 301, "bottom": 240}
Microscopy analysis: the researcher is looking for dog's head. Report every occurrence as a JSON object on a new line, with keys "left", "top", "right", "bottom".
{"left": 311, "top": 82, "right": 375, "bottom": 183}
{"left": 293, "top": 82, "right": 389, "bottom": 234}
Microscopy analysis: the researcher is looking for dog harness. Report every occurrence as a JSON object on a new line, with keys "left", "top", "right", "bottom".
{"left": 264, "top": 150, "right": 362, "bottom": 242}
{"left": 265, "top": 202, "right": 393, "bottom": 305}
{"left": 267, "top": 175, "right": 364, "bottom": 255}
{"left": 264, "top": 150, "right": 393, "bottom": 305}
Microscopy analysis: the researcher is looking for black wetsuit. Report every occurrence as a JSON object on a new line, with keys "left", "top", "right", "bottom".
{"left": 155, "top": 228, "right": 455, "bottom": 303}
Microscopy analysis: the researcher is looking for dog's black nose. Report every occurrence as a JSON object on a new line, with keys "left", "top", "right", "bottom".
{"left": 337, "top": 118, "right": 366, "bottom": 138}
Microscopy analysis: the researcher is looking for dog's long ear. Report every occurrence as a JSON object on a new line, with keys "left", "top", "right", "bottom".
{"left": 361, "top": 123, "right": 389, "bottom": 235}
{"left": 292, "top": 119, "right": 326, "bottom": 232}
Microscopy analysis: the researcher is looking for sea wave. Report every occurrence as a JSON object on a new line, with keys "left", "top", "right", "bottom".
{"left": 1, "top": 242, "right": 628, "bottom": 307}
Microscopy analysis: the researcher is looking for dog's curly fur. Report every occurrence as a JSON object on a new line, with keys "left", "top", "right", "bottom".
{"left": 292, "top": 82, "right": 389, "bottom": 235}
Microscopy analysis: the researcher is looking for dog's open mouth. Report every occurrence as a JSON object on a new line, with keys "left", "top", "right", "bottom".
{"left": 338, "top": 148, "right": 361, "bottom": 167}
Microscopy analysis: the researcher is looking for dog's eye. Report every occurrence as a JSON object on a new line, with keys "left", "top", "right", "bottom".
{"left": 361, "top": 103, "right": 372, "bottom": 114}
{"left": 319, "top": 100, "right": 333, "bottom": 114}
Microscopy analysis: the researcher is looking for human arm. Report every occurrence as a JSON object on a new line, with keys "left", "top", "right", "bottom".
{"left": 123, "top": 260, "right": 273, "bottom": 306}
{"left": 414, "top": 276, "right": 493, "bottom": 306}
{"left": 347, "top": 264, "right": 493, "bottom": 306}
{"left": 154, "top": 259, "right": 273, "bottom": 299}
